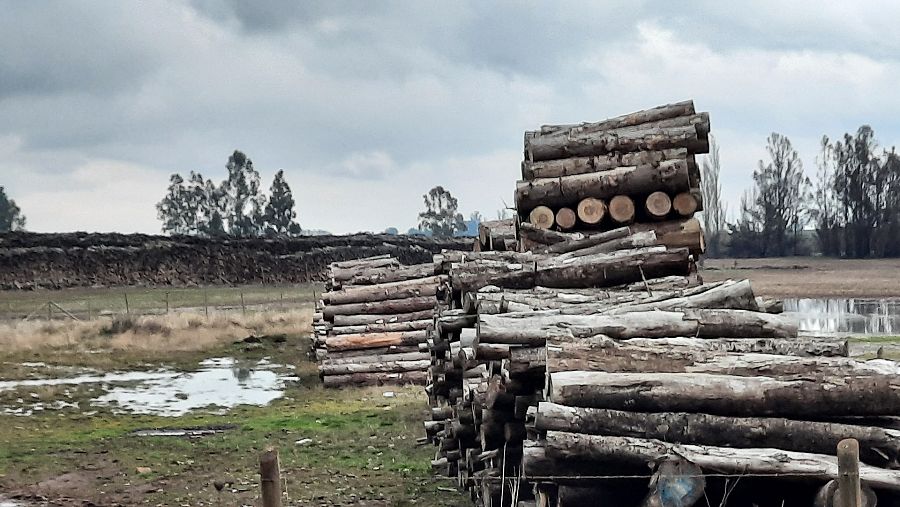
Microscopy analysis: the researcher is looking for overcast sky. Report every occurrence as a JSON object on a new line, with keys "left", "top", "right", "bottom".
{"left": 3, "top": 1, "right": 900, "bottom": 234}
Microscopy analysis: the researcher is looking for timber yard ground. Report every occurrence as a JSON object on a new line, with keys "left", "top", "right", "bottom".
{"left": 0, "top": 259, "right": 898, "bottom": 506}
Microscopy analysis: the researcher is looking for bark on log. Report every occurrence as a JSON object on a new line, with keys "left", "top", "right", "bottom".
{"left": 543, "top": 432, "right": 900, "bottom": 491}
{"left": 631, "top": 217, "right": 705, "bottom": 255}
{"left": 319, "top": 358, "right": 430, "bottom": 375}
{"left": 340, "top": 263, "right": 436, "bottom": 286}
{"left": 644, "top": 191, "right": 672, "bottom": 220}
{"left": 555, "top": 207, "right": 577, "bottom": 230}
{"left": 548, "top": 371, "right": 900, "bottom": 417}
{"left": 323, "top": 296, "right": 435, "bottom": 321}
{"left": 320, "top": 344, "right": 421, "bottom": 360}
{"left": 529, "top": 206, "right": 555, "bottom": 230}
{"left": 518, "top": 222, "right": 584, "bottom": 247}
{"left": 576, "top": 198, "right": 606, "bottom": 225}
{"left": 605, "top": 279, "right": 758, "bottom": 314}
{"left": 609, "top": 195, "right": 636, "bottom": 224}
{"left": 545, "top": 336, "right": 893, "bottom": 377}
{"left": 479, "top": 219, "right": 516, "bottom": 251}
{"left": 534, "top": 227, "right": 631, "bottom": 254}
{"left": 533, "top": 247, "right": 693, "bottom": 289}
{"left": 619, "top": 336, "right": 849, "bottom": 357}
{"left": 325, "top": 331, "right": 427, "bottom": 351}
{"left": 672, "top": 192, "right": 699, "bottom": 216}
{"left": 323, "top": 275, "right": 444, "bottom": 305}
{"left": 332, "top": 309, "right": 434, "bottom": 326}
{"left": 329, "top": 319, "right": 432, "bottom": 335}
{"left": 322, "top": 371, "right": 427, "bottom": 387}
{"left": 515, "top": 159, "right": 691, "bottom": 213}
{"left": 556, "top": 231, "right": 658, "bottom": 260}
{"left": 321, "top": 351, "right": 429, "bottom": 366}
{"left": 330, "top": 254, "right": 395, "bottom": 269}
{"left": 534, "top": 402, "right": 900, "bottom": 467}
{"left": 523, "top": 148, "right": 688, "bottom": 180}
{"left": 536, "top": 101, "right": 696, "bottom": 137}
{"left": 331, "top": 258, "right": 400, "bottom": 281}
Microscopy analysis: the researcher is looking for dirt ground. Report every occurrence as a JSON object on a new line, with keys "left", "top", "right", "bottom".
{"left": 702, "top": 257, "right": 900, "bottom": 298}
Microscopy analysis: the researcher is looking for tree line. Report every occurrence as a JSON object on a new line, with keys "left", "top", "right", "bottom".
{"left": 157, "top": 150, "right": 301, "bottom": 237}
{"left": 0, "top": 186, "right": 26, "bottom": 232}
{"left": 703, "top": 125, "right": 900, "bottom": 258}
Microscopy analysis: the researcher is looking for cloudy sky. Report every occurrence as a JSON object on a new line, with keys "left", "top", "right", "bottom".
{"left": 3, "top": 1, "right": 900, "bottom": 234}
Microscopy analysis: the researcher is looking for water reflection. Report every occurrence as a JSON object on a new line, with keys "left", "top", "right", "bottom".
{"left": 783, "top": 298, "right": 900, "bottom": 335}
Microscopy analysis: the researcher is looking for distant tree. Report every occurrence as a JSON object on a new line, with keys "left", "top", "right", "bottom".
{"left": 727, "top": 188, "right": 764, "bottom": 257}
{"left": 263, "top": 170, "right": 301, "bottom": 236}
{"left": 496, "top": 208, "right": 513, "bottom": 220}
{"left": 221, "top": 150, "right": 266, "bottom": 237}
{"left": 384, "top": 227, "right": 399, "bottom": 235}
{"left": 812, "top": 136, "right": 841, "bottom": 256}
{"left": 470, "top": 211, "right": 484, "bottom": 223}
{"left": 0, "top": 186, "right": 26, "bottom": 232}
{"left": 701, "top": 135, "right": 727, "bottom": 256}
{"left": 418, "top": 186, "right": 466, "bottom": 238}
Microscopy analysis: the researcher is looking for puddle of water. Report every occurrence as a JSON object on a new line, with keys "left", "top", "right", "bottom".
{"left": 0, "top": 357, "right": 293, "bottom": 417}
{"left": 784, "top": 298, "right": 900, "bottom": 335}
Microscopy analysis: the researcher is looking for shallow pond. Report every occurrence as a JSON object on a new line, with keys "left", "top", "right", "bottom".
{"left": 0, "top": 357, "right": 296, "bottom": 417}
{"left": 783, "top": 298, "right": 900, "bottom": 335}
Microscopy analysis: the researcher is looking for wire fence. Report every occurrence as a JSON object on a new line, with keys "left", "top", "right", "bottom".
{"left": 0, "top": 284, "right": 321, "bottom": 322}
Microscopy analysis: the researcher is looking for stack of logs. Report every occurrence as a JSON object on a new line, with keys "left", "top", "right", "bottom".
{"left": 516, "top": 101, "right": 708, "bottom": 254}
{"left": 312, "top": 254, "right": 447, "bottom": 387}
{"left": 423, "top": 229, "right": 900, "bottom": 506}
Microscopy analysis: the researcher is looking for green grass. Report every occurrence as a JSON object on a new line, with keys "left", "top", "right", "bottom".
{"left": 849, "top": 335, "right": 900, "bottom": 343}
{"left": 0, "top": 283, "right": 322, "bottom": 321}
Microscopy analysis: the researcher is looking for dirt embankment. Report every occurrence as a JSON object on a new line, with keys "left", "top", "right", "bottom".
{"left": 702, "top": 257, "right": 900, "bottom": 298}
{"left": 0, "top": 232, "right": 473, "bottom": 290}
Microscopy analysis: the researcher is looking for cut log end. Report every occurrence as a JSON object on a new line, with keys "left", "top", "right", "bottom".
{"left": 577, "top": 198, "right": 607, "bottom": 225}
{"left": 609, "top": 195, "right": 636, "bottom": 224}
{"left": 673, "top": 192, "right": 699, "bottom": 216}
{"left": 644, "top": 191, "right": 672, "bottom": 220}
{"left": 529, "top": 206, "right": 555, "bottom": 230}
{"left": 555, "top": 207, "right": 577, "bottom": 230}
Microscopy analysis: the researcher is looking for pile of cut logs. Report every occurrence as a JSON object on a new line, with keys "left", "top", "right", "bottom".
{"left": 516, "top": 101, "right": 708, "bottom": 253}
{"left": 312, "top": 254, "right": 446, "bottom": 387}
{"left": 424, "top": 232, "right": 900, "bottom": 505}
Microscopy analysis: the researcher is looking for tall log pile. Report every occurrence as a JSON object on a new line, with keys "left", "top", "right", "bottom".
{"left": 516, "top": 101, "right": 709, "bottom": 254}
{"left": 312, "top": 255, "right": 447, "bottom": 387}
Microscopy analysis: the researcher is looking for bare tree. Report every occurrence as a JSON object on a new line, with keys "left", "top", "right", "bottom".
{"left": 701, "top": 134, "right": 727, "bottom": 256}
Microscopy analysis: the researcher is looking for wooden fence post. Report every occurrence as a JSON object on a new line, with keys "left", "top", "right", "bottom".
{"left": 259, "top": 446, "right": 282, "bottom": 507}
{"left": 165, "top": 291, "right": 170, "bottom": 314}
{"left": 204, "top": 290, "right": 209, "bottom": 319}
{"left": 124, "top": 293, "right": 130, "bottom": 315}
{"left": 240, "top": 292, "right": 246, "bottom": 315}
{"left": 87, "top": 300, "right": 92, "bottom": 321}
{"left": 837, "top": 438, "right": 861, "bottom": 507}
{"left": 47, "top": 301, "right": 52, "bottom": 321}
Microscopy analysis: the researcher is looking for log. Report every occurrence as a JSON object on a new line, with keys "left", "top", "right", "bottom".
{"left": 608, "top": 195, "right": 636, "bottom": 224}
{"left": 320, "top": 344, "right": 421, "bottom": 360}
{"left": 556, "top": 231, "right": 657, "bottom": 260}
{"left": 605, "top": 279, "right": 758, "bottom": 314}
{"left": 332, "top": 310, "right": 434, "bottom": 326}
{"left": 631, "top": 217, "right": 704, "bottom": 255}
{"left": 479, "top": 219, "right": 516, "bottom": 251}
{"left": 323, "top": 276, "right": 444, "bottom": 305}
{"left": 672, "top": 192, "right": 699, "bottom": 216}
{"left": 620, "top": 336, "right": 849, "bottom": 357}
{"left": 529, "top": 206, "right": 555, "bottom": 229}
{"left": 329, "top": 319, "right": 432, "bottom": 335}
{"left": 576, "top": 198, "right": 606, "bottom": 225}
{"left": 545, "top": 336, "right": 895, "bottom": 377}
{"left": 321, "top": 351, "right": 429, "bottom": 366}
{"left": 515, "top": 159, "right": 691, "bottom": 213}
{"left": 644, "top": 191, "right": 672, "bottom": 220}
{"left": 555, "top": 208, "right": 577, "bottom": 230}
{"left": 322, "top": 371, "right": 427, "bottom": 387}
{"left": 522, "top": 148, "right": 689, "bottom": 180}
{"left": 319, "top": 358, "right": 430, "bottom": 375}
{"left": 543, "top": 432, "right": 900, "bottom": 491}
{"left": 536, "top": 101, "right": 696, "bottom": 137}
{"left": 548, "top": 371, "right": 900, "bottom": 417}
{"left": 518, "top": 222, "right": 584, "bottom": 247}
{"left": 330, "top": 254, "right": 395, "bottom": 269}
{"left": 534, "top": 247, "right": 693, "bottom": 289}
{"left": 535, "top": 402, "right": 900, "bottom": 467}
{"left": 535, "top": 226, "right": 631, "bottom": 255}
{"left": 325, "top": 331, "right": 427, "bottom": 351}
{"left": 331, "top": 258, "right": 400, "bottom": 281}
{"left": 340, "top": 263, "right": 435, "bottom": 286}
{"left": 323, "top": 296, "right": 435, "bottom": 320}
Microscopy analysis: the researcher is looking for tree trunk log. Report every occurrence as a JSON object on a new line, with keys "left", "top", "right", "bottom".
{"left": 548, "top": 371, "right": 900, "bottom": 417}
{"left": 619, "top": 336, "right": 848, "bottom": 357}
{"left": 338, "top": 263, "right": 436, "bottom": 286}
{"left": 322, "top": 371, "right": 427, "bottom": 387}
{"left": 325, "top": 331, "right": 427, "bottom": 351}
{"left": 672, "top": 192, "right": 699, "bottom": 216}
{"left": 518, "top": 222, "right": 584, "bottom": 248}
{"left": 330, "top": 254, "right": 395, "bottom": 269}
{"left": 631, "top": 217, "right": 705, "bottom": 255}
{"left": 523, "top": 148, "right": 689, "bottom": 180}
{"left": 320, "top": 344, "right": 421, "bottom": 360}
{"left": 323, "top": 275, "right": 444, "bottom": 305}
{"left": 555, "top": 208, "right": 577, "bottom": 230}
{"left": 529, "top": 206, "right": 555, "bottom": 229}
{"left": 332, "top": 309, "right": 434, "bottom": 326}
{"left": 331, "top": 258, "right": 399, "bottom": 281}
{"left": 576, "top": 198, "right": 606, "bottom": 225}
{"left": 555, "top": 231, "right": 658, "bottom": 260}
{"left": 329, "top": 319, "right": 432, "bottom": 335}
{"left": 515, "top": 159, "right": 691, "bottom": 213}
{"left": 534, "top": 247, "right": 693, "bottom": 289}
{"left": 543, "top": 432, "right": 900, "bottom": 491}
{"left": 609, "top": 195, "right": 636, "bottom": 224}
{"left": 536, "top": 101, "right": 696, "bottom": 136}
{"left": 323, "top": 296, "right": 435, "bottom": 321}
{"left": 605, "top": 279, "right": 758, "bottom": 314}
{"left": 534, "top": 402, "right": 900, "bottom": 468}
{"left": 319, "top": 358, "right": 430, "bottom": 375}
{"left": 644, "top": 191, "right": 672, "bottom": 220}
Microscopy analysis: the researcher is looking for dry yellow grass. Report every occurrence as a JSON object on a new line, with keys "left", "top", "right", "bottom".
{"left": 0, "top": 309, "right": 313, "bottom": 354}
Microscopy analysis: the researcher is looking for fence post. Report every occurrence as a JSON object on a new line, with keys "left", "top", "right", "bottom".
{"left": 165, "top": 292, "right": 170, "bottom": 314}
{"left": 280, "top": 292, "right": 284, "bottom": 310}
{"left": 240, "top": 292, "right": 246, "bottom": 316}
{"left": 87, "top": 300, "right": 92, "bottom": 321}
{"left": 124, "top": 293, "right": 130, "bottom": 315}
{"left": 204, "top": 290, "right": 209, "bottom": 319}
{"left": 47, "top": 301, "right": 52, "bottom": 321}
{"left": 259, "top": 446, "right": 282, "bottom": 507}
{"left": 837, "top": 438, "right": 861, "bottom": 507}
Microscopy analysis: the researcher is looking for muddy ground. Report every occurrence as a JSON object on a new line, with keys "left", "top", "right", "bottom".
{"left": 702, "top": 257, "right": 900, "bottom": 298}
